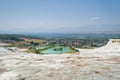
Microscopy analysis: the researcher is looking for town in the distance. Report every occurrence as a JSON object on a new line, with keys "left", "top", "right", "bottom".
{"left": 0, "top": 33, "right": 120, "bottom": 54}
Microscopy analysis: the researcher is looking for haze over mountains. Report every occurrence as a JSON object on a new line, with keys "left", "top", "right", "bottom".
{"left": 0, "top": 25, "right": 120, "bottom": 34}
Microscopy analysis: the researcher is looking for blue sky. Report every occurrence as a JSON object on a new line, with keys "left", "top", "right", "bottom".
{"left": 0, "top": 0, "right": 120, "bottom": 33}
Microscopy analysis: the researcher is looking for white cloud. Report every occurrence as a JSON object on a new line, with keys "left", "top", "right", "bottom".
{"left": 90, "top": 17, "right": 103, "bottom": 21}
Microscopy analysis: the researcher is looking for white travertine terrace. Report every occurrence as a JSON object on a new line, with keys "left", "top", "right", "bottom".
{"left": 0, "top": 39, "right": 120, "bottom": 80}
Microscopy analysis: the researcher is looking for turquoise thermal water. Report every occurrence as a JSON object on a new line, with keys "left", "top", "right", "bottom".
{"left": 41, "top": 47, "right": 72, "bottom": 54}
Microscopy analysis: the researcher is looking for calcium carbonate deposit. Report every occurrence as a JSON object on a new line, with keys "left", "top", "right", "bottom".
{"left": 0, "top": 39, "right": 120, "bottom": 80}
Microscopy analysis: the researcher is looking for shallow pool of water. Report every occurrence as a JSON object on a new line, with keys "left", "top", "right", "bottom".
{"left": 41, "top": 47, "right": 72, "bottom": 54}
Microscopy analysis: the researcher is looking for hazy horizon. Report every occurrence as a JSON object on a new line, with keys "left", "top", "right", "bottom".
{"left": 0, "top": 0, "right": 120, "bottom": 33}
